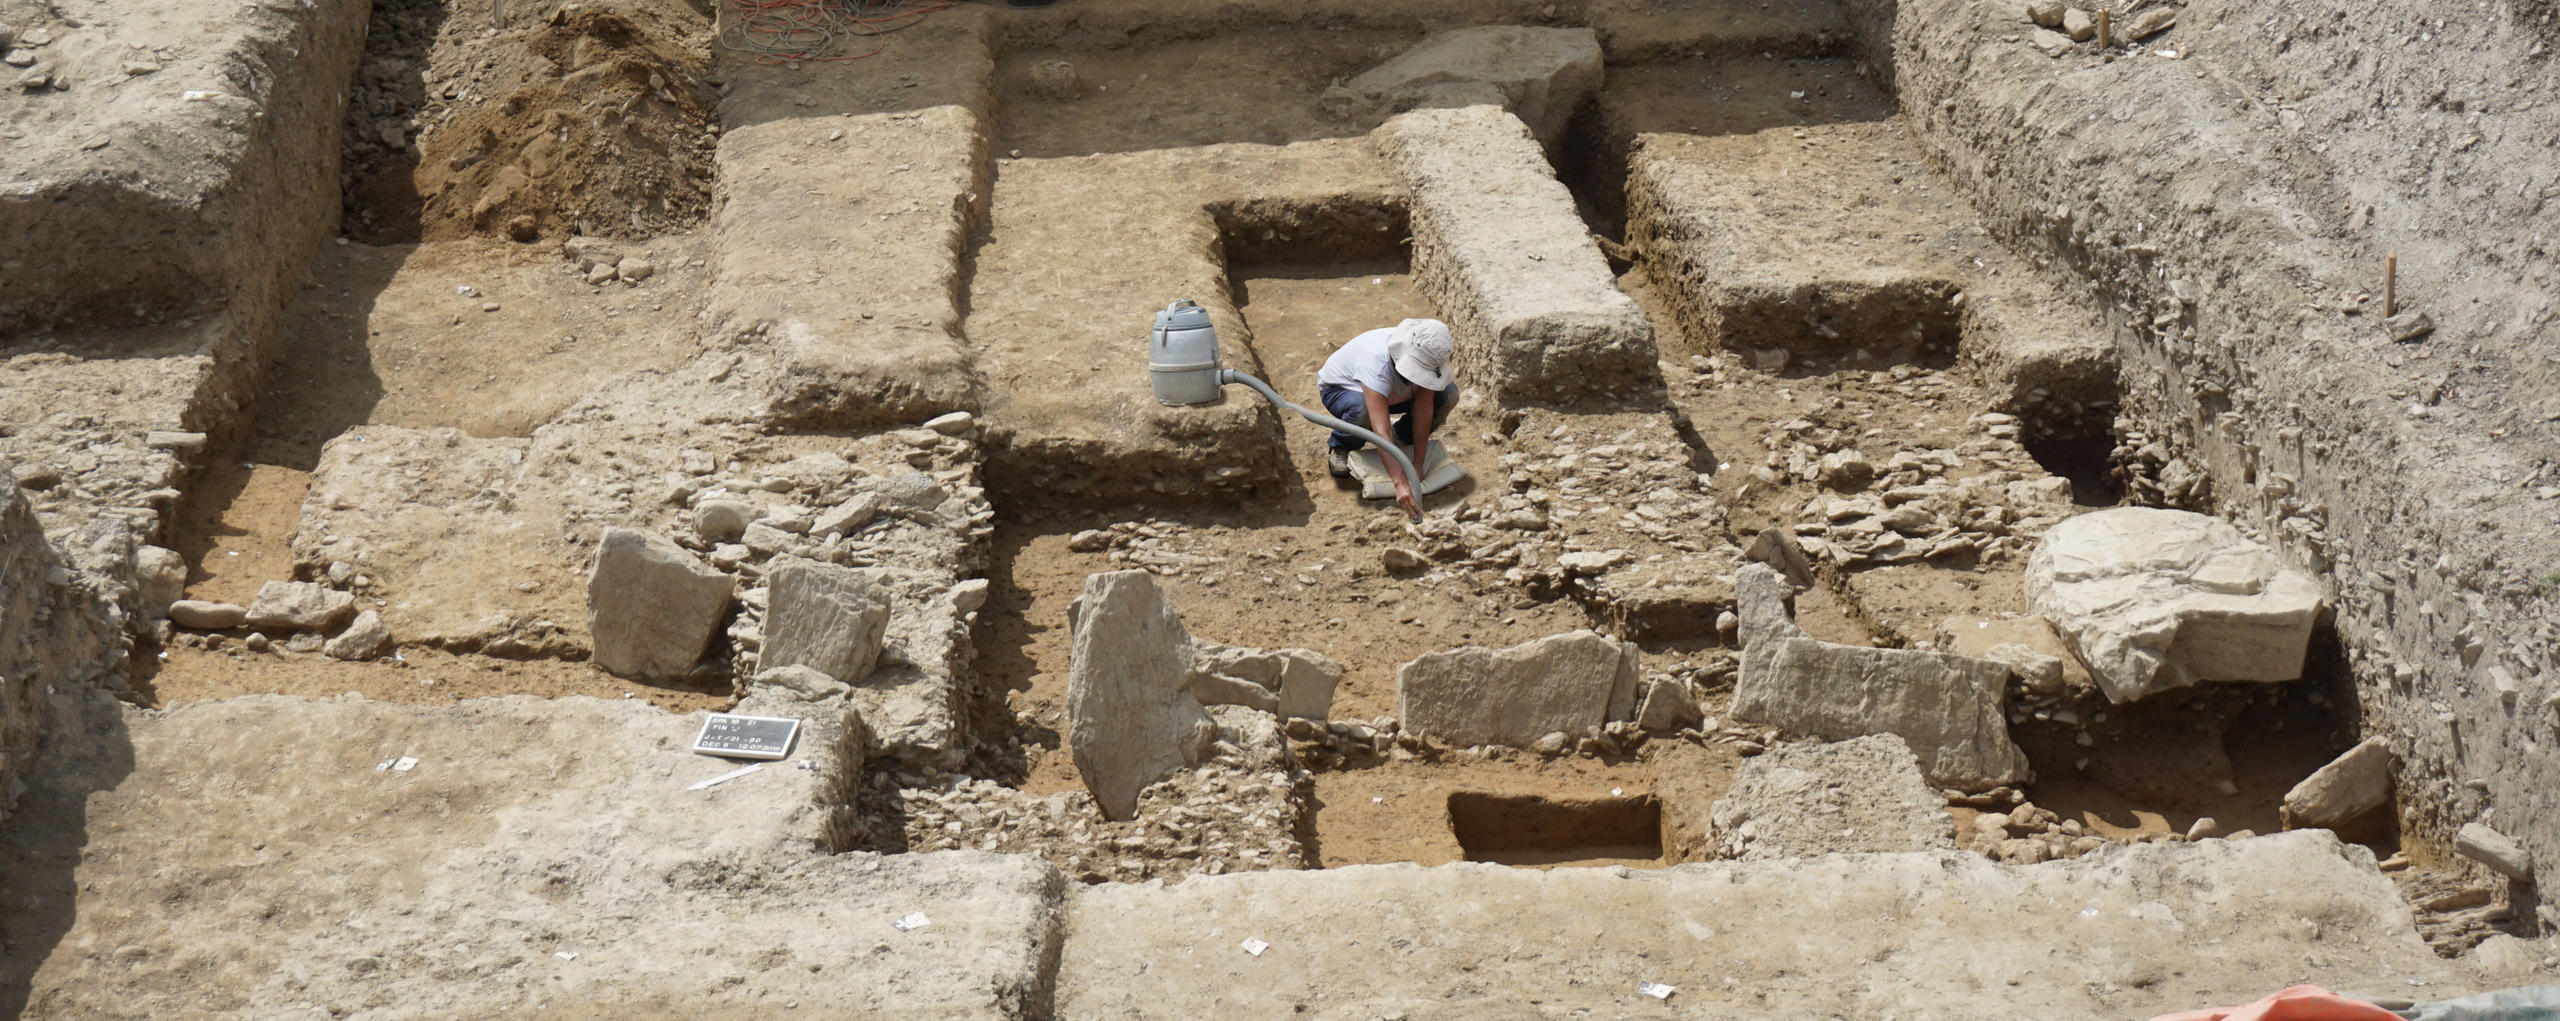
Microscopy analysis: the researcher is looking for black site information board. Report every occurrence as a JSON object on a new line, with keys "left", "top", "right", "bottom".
{"left": 691, "top": 714, "right": 801, "bottom": 760}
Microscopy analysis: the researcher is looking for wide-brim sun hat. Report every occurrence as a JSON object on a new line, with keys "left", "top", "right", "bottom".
{"left": 1388, "top": 318, "right": 1455, "bottom": 391}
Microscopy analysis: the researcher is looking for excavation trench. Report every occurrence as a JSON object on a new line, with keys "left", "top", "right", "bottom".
{"left": 5, "top": 0, "right": 2548, "bottom": 1015}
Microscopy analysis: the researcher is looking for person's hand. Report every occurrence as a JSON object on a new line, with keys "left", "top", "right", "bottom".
{"left": 1394, "top": 482, "right": 1422, "bottom": 520}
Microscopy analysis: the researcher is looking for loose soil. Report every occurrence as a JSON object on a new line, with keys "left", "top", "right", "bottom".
{"left": 344, "top": 0, "right": 717, "bottom": 243}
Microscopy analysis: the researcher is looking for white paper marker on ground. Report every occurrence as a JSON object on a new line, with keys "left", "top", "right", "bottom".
{"left": 1639, "top": 982, "right": 1675, "bottom": 1000}
{"left": 893, "top": 912, "right": 931, "bottom": 932}
{"left": 1240, "top": 938, "right": 1269, "bottom": 957}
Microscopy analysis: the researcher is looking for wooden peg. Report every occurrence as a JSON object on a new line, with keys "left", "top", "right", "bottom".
{"left": 2384, "top": 253, "right": 2398, "bottom": 317}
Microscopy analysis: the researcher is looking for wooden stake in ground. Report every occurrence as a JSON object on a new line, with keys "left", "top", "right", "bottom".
{"left": 2098, "top": 9, "right": 2112, "bottom": 49}
{"left": 2385, "top": 252, "right": 2397, "bottom": 317}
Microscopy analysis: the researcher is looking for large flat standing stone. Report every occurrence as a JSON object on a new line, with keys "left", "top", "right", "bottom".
{"left": 1396, "top": 630, "right": 1640, "bottom": 747}
{"left": 586, "top": 527, "right": 734, "bottom": 681}
{"left": 2026, "top": 507, "right": 2324, "bottom": 702}
{"left": 1734, "top": 562, "right": 2026, "bottom": 789}
{"left": 1058, "top": 831, "right": 2451, "bottom": 1018}
{"left": 1377, "top": 105, "right": 1658, "bottom": 406}
{"left": 1337, "top": 26, "right": 1604, "bottom": 146}
{"left": 1066, "top": 570, "right": 1217, "bottom": 821}
{"left": 1735, "top": 637, "right": 2029, "bottom": 790}
{"left": 1694, "top": 734, "right": 1956, "bottom": 861}
{"left": 760, "top": 556, "right": 891, "bottom": 684}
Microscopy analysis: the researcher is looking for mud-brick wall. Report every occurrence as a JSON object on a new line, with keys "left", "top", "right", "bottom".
{"left": 1851, "top": 0, "right": 2560, "bottom": 898}
{"left": 0, "top": 459, "right": 119, "bottom": 829}
{"left": 0, "top": 0, "right": 373, "bottom": 438}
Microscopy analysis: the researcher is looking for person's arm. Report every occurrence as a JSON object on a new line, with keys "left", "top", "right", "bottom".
{"left": 1362, "top": 385, "right": 1421, "bottom": 517}
{"left": 1408, "top": 390, "right": 1435, "bottom": 467}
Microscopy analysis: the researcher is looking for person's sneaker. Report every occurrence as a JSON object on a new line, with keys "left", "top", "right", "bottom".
{"left": 1326, "top": 447, "right": 1352, "bottom": 479}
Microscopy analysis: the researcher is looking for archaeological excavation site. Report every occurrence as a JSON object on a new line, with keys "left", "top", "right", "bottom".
{"left": 6, "top": 0, "right": 2560, "bottom": 1015}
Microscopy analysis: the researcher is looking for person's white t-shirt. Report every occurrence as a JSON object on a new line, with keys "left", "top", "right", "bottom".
{"left": 1317, "top": 327, "right": 1414, "bottom": 403}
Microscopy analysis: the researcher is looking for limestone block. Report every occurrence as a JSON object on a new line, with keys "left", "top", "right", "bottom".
{"left": 2454, "top": 823, "right": 2534, "bottom": 883}
{"left": 1703, "top": 734, "right": 1957, "bottom": 860}
{"left": 1193, "top": 644, "right": 1344, "bottom": 721}
{"left": 1635, "top": 676, "right": 1702, "bottom": 733}
{"left": 1940, "top": 614, "right": 2090, "bottom": 696}
{"left": 1733, "top": 637, "right": 2030, "bottom": 790}
{"left": 244, "top": 580, "right": 357, "bottom": 634}
{"left": 1066, "top": 570, "right": 1217, "bottom": 821}
{"left": 167, "top": 600, "right": 247, "bottom": 630}
{"left": 693, "top": 499, "right": 756, "bottom": 543}
{"left": 2061, "top": 6, "right": 2096, "bottom": 41}
{"left": 753, "top": 664, "right": 851, "bottom": 702}
{"left": 586, "top": 527, "right": 733, "bottom": 681}
{"left": 323, "top": 610, "right": 391, "bottom": 660}
{"left": 1736, "top": 562, "right": 1808, "bottom": 649}
{"left": 1396, "top": 630, "right": 1641, "bottom": 748}
{"left": 2281, "top": 737, "right": 2394, "bottom": 831}
{"left": 760, "top": 556, "right": 891, "bottom": 684}
{"left": 2026, "top": 507, "right": 2324, "bottom": 702}
{"left": 1337, "top": 26, "right": 1603, "bottom": 146}
{"left": 134, "top": 545, "right": 185, "bottom": 618}
{"left": 1736, "top": 563, "right": 1811, "bottom": 702}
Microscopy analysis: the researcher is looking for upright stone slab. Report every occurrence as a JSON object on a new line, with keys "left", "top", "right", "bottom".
{"left": 2026, "top": 507, "right": 2324, "bottom": 702}
{"left": 1396, "top": 630, "right": 1641, "bottom": 747}
{"left": 1696, "top": 734, "right": 1956, "bottom": 861}
{"left": 1735, "top": 562, "right": 1810, "bottom": 697}
{"left": 587, "top": 528, "right": 734, "bottom": 682}
{"left": 1066, "top": 571, "right": 1217, "bottom": 821}
{"left": 760, "top": 556, "right": 891, "bottom": 684}
{"left": 1735, "top": 637, "right": 2029, "bottom": 790}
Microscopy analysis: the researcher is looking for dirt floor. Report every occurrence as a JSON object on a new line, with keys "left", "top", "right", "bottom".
{"left": 257, "top": 236, "right": 711, "bottom": 466}
{"left": 997, "top": 33, "right": 1418, "bottom": 157}
{"left": 980, "top": 259, "right": 1687, "bottom": 861}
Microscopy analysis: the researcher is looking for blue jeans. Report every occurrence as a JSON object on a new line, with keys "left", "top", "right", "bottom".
{"left": 1318, "top": 383, "right": 1453, "bottom": 452}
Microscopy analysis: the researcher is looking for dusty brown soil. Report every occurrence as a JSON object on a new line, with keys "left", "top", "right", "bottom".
{"left": 258, "top": 236, "right": 708, "bottom": 466}
{"left": 135, "top": 645, "right": 732, "bottom": 712}
{"left": 978, "top": 261, "right": 1715, "bottom": 856}
{"left": 1308, "top": 737, "right": 1747, "bottom": 868}
{"left": 167, "top": 462, "right": 311, "bottom": 608}
{"left": 997, "top": 32, "right": 1418, "bottom": 157}
{"left": 1564, "top": 55, "right": 1893, "bottom": 233}
{"left": 344, "top": 0, "right": 717, "bottom": 243}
